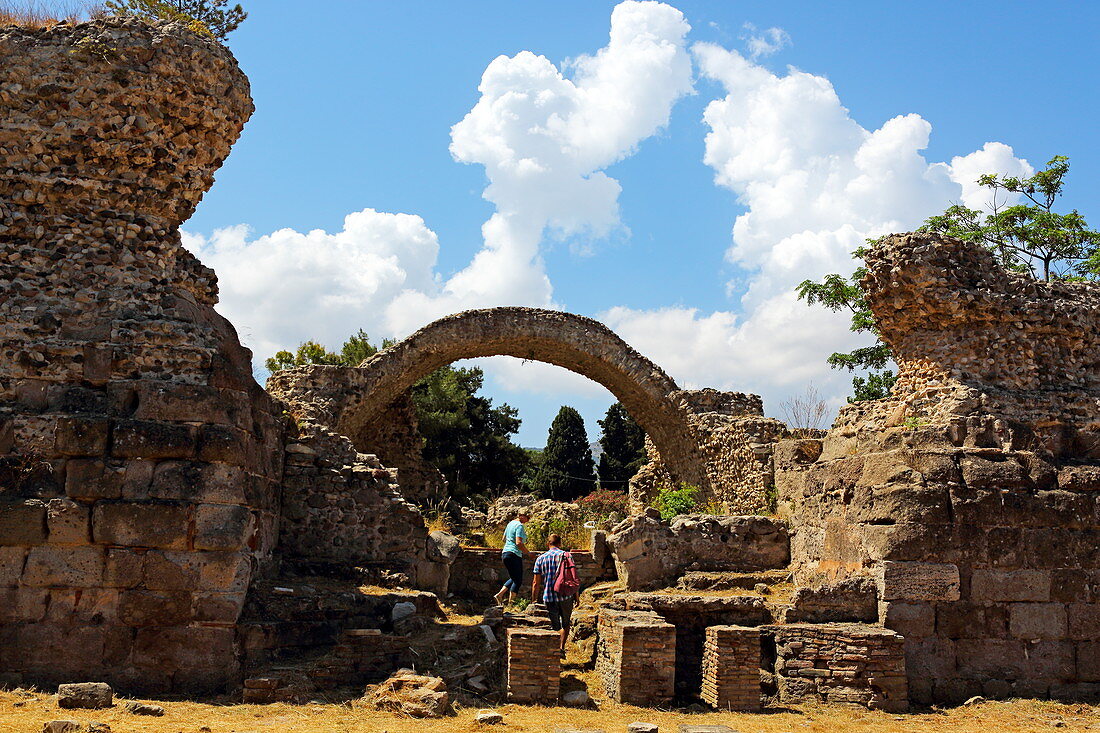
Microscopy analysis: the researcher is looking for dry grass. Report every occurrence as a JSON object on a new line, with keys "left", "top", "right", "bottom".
{"left": 2, "top": 688, "right": 1099, "bottom": 733}
{"left": 0, "top": 0, "right": 100, "bottom": 27}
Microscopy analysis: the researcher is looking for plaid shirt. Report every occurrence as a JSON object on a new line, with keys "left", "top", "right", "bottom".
{"left": 532, "top": 547, "right": 571, "bottom": 603}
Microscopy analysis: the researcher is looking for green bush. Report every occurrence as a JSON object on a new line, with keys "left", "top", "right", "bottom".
{"left": 651, "top": 483, "right": 700, "bottom": 521}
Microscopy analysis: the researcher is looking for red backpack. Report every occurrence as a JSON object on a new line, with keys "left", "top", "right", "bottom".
{"left": 553, "top": 551, "right": 581, "bottom": 597}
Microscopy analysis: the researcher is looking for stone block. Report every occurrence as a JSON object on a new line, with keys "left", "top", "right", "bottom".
{"left": 877, "top": 561, "right": 960, "bottom": 601}
{"left": 960, "top": 454, "right": 1031, "bottom": 489}
{"left": 148, "top": 461, "right": 202, "bottom": 501}
{"left": 904, "top": 638, "right": 956, "bottom": 679}
{"left": 0, "top": 547, "right": 26, "bottom": 586}
{"left": 1078, "top": 641, "right": 1100, "bottom": 682}
{"left": 142, "top": 551, "right": 200, "bottom": 590}
{"left": 132, "top": 384, "right": 231, "bottom": 424}
{"left": 92, "top": 501, "right": 189, "bottom": 549}
{"left": 1068, "top": 604, "right": 1100, "bottom": 640}
{"left": 0, "top": 588, "right": 48, "bottom": 622}
{"left": 197, "top": 424, "right": 251, "bottom": 464}
{"left": 43, "top": 721, "right": 81, "bottom": 733}
{"left": 1025, "top": 641, "right": 1075, "bottom": 679}
{"left": 57, "top": 681, "right": 112, "bottom": 709}
{"left": 65, "top": 459, "right": 121, "bottom": 500}
{"left": 936, "top": 603, "right": 1008, "bottom": 639}
{"left": 194, "top": 504, "right": 254, "bottom": 551}
{"left": 879, "top": 601, "right": 934, "bottom": 638}
{"left": 22, "top": 546, "right": 104, "bottom": 587}
{"left": 197, "top": 551, "right": 251, "bottom": 592}
{"left": 103, "top": 548, "right": 145, "bottom": 588}
{"left": 45, "top": 588, "right": 118, "bottom": 624}
{"left": 111, "top": 419, "right": 196, "bottom": 460}
{"left": 46, "top": 498, "right": 90, "bottom": 545}
{"left": 970, "top": 569, "right": 1050, "bottom": 602}
{"left": 193, "top": 591, "right": 245, "bottom": 623}
{"left": 0, "top": 499, "right": 47, "bottom": 545}
{"left": 54, "top": 417, "right": 109, "bottom": 456}
{"left": 957, "top": 639, "right": 1028, "bottom": 678}
{"left": 1008, "top": 603, "right": 1067, "bottom": 640}
{"left": 132, "top": 625, "right": 236, "bottom": 672}
{"left": 118, "top": 589, "right": 192, "bottom": 626}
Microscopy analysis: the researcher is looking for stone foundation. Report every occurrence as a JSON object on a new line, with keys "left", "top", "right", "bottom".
{"left": 768, "top": 623, "right": 907, "bottom": 712}
{"left": 506, "top": 628, "right": 560, "bottom": 703}
{"left": 701, "top": 625, "right": 761, "bottom": 711}
{"left": 595, "top": 609, "right": 676, "bottom": 706}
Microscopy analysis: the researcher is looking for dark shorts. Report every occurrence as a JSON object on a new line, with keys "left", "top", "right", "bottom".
{"left": 546, "top": 597, "right": 575, "bottom": 631}
{"left": 502, "top": 552, "right": 523, "bottom": 591}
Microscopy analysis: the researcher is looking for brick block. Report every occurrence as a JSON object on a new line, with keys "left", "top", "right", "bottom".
{"left": 506, "top": 628, "right": 560, "bottom": 703}
{"left": 194, "top": 504, "right": 254, "bottom": 551}
{"left": 92, "top": 501, "right": 189, "bottom": 549}
{"left": 877, "top": 561, "right": 960, "bottom": 601}
{"left": 970, "top": 569, "right": 1050, "bottom": 602}
{"left": 0, "top": 499, "right": 47, "bottom": 545}
{"left": 1009, "top": 603, "right": 1067, "bottom": 640}
{"left": 46, "top": 498, "right": 90, "bottom": 545}
{"left": 21, "top": 546, "right": 104, "bottom": 587}
{"left": 701, "top": 625, "right": 761, "bottom": 711}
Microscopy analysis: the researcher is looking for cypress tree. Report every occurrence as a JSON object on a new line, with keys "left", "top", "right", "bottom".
{"left": 534, "top": 406, "right": 596, "bottom": 501}
{"left": 597, "top": 402, "right": 646, "bottom": 488}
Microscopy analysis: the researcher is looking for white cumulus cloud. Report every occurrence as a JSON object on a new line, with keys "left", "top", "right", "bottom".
{"left": 598, "top": 42, "right": 1032, "bottom": 418}
{"left": 741, "top": 23, "right": 791, "bottom": 59}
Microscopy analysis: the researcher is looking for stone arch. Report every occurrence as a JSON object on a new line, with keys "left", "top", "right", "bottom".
{"left": 339, "top": 307, "right": 702, "bottom": 486}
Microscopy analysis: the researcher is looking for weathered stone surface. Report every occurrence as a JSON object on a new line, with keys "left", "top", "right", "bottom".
{"left": 42, "top": 721, "right": 81, "bottom": 733}
{"left": 46, "top": 499, "right": 90, "bottom": 546}
{"left": 366, "top": 671, "right": 450, "bottom": 718}
{"left": 607, "top": 514, "right": 788, "bottom": 590}
{"left": 92, "top": 502, "right": 189, "bottom": 550}
{"left": 22, "top": 547, "right": 104, "bottom": 588}
{"left": 971, "top": 569, "right": 1050, "bottom": 603}
{"left": 126, "top": 702, "right": 165, "bottom": 716}
{"left": 877, "top": 561, "right": 960, "bottom": 601}
{"left": 57, "top": 682, "right": 112, "bottom": 709}
{"left": 194, "top": 504, "right": 254, "bottom": 551}
{"left": 0, "top": 499, "right": 48, "bottom": 545}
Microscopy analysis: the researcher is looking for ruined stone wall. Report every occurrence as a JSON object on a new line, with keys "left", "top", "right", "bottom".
{"left": 777, "top": 233, "right": 1100, "bottom": 704}
{"left": 630, "top": 389, "right": 788, "bottom": 513}
{"left": 595, "top": 608, "right": 676, "bottom": 705}
{"left": 349, "top": 393, "right": 445, "bottom": 505}
{"left": 0, "top": 19, "right": 283, "bottom": 693}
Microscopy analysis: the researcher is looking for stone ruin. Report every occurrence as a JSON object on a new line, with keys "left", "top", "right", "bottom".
{"left": 1, "top": 16, "right": 1098, "bottom": 712}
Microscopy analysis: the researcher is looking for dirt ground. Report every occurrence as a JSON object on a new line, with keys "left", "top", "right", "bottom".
{"left": 3, "top": 688, "right": 1100, "bottom": 733}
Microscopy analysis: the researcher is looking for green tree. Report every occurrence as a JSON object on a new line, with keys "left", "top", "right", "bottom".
{"left": 596, "top": 402, "right": 646, "bottom": 488}
{"left": 105, "top": 0, "right": 246, "bottom": 40}
{"left": 797, "top": 154, "right": 1098, "bottom": 402}
{"left": 534, "top": 406, "right": 596, "bottom": 501}
{"left": 411, "top": 366, "right": 530, "bottom": 502}
{"left": 920, "top": 156, "right": 1100, "bottom": 282}
{"left": 794, "top": 260, "right": 896, "bottom": 402}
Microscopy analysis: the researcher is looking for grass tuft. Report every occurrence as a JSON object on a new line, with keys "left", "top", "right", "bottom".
{"left": 0, "top": 1, "right": 101, "bottom": 27}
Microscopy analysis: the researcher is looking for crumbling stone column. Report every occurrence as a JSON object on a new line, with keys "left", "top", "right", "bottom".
{"left": 506, "top": 628, "right": 560, "bottom": 703}
{"left": 596, "top": 609, "right": 676, "bottom": 706}
{"left": 701, "top": 625, "right": 761, "bottom": 711}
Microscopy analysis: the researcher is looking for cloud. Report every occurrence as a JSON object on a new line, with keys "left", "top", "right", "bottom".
{"left": 180, "top": 209, "right": 440, "bottom": 363}
{"left": 386, "top": 0, "right": 693, "bottom": 336}
{"left": 597, "top": 43, "right": 1032, "bottom": 417}
{"left": 741, "top": 23, "right": 791, "bottom": 59}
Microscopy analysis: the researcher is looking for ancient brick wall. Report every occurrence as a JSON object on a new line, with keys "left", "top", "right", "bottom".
{"left": 768, "top": 623, "right": 907, "bottom": 712}
{"left": 0, "top": 19, "right": 282, "bottom": 693}
{"left": 506, "top": 628, "right": 560, "bottom": 703}
{"left": 701, "top": 625, "right": 762, "bottom": 711}
{"left": 595, "top": 608, "right": 676, "bottom": 705}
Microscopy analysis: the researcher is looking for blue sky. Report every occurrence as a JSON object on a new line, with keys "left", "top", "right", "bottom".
{"left": 162, "top": 0, "right": 1099, "bottom": 448}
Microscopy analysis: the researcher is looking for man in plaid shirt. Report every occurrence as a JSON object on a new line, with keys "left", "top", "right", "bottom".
{"left": 531, "top": 534, "right": 575, "bottom": 657}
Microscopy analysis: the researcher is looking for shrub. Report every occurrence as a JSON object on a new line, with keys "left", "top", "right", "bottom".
{"left": 104, "top": 0, "right": 246, "bottom": 40}
{"left": 576, "top": 488, "right": 629, "bottom": 521}
{"left": 651, "top": 482, "right": 699, "bottom": 521}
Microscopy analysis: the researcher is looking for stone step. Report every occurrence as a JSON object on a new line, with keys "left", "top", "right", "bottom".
{"left": 677, "top": 569, "right": 792, "bottom": 592}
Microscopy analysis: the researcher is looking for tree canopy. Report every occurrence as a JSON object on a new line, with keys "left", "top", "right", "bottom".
{"left": 533, "top": 406, "right": 596, "bottom": 501}
{"left": 797, "top": 155, "right": 1098, "bottom": 402}
{"left": 596, "top": 402, "right": 646, "bottom": 488}
{"left": 105, "top": 0, "right": 247, "bottom": 40}
{"left": 266, "top": 331, "right": 529, "bottom": 504}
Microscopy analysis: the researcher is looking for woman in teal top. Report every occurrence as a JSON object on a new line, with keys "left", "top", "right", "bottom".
{"left": 494, "top": 510, "right": 532, "bottom": 605}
